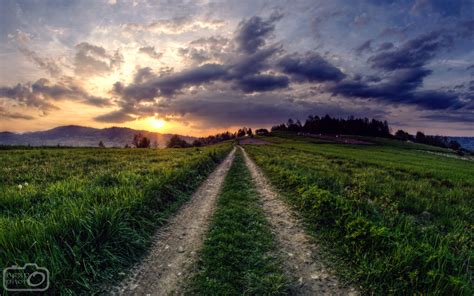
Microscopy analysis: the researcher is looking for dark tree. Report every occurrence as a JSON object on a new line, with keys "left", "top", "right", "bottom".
{"left": 256, "top": 128, "right": 270, "bottom": 135}
{"left": 416, "top": 131, "right": 426, "bottom": 143}
{"left": 192, "top": 139, "right": 203, "bottom": 147}
{"left": 98, "top": 141, "right": 105, "bottom": 148}
{"left": 166, "top": 135, "right": 190, "bottom": 148}
{"left": 247, "top": 128, "right": 253, "bottom": 137}
{"left": 273, "top": 114, "right": 391, "bottom": 137}
{"left": 237, "top": 128, "right": 247, "bottom": 137}
{"left": 395, "top": 130, "right": 414, "bottom": 141}
{"left": 448, "top": 140, "right": 461, "bottom": 151}
{"left": 132, "top": 133, "right": 151, "bottom": 148}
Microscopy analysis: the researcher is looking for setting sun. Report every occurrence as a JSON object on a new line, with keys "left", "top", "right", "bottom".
{"left": 150, "top": 118, "right": 166, "bottom": 129}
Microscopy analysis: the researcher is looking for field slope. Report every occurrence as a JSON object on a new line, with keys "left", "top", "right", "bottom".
{"left": 0, "top": 144, "right": 231, "bottom": 293}
{"left": 246, "top": 135, "right": 473, "bottom": 295}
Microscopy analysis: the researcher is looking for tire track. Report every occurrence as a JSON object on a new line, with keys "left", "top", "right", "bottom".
{"left": 114, "top": 148, "right": 236, "bottom": 295}
{"left": 240, "top": 146, "right": 357, "bottom": 296}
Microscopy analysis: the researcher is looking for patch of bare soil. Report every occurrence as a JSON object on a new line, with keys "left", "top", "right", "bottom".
{"left": 241, "top": 147, "right": 357, "bottom": 296}
{"left": 114, "top": 148, "right": 236, "bottom": 296}
{"left": 239, "top": 138, "right": 272, "bottom": 145}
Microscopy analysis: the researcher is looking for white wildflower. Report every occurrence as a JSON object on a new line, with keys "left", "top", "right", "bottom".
{"left": 18, "top": 184, "right": 23, "bottom": 189}
{"left": 24, "top": 182, "right": 29, "bottom": 186}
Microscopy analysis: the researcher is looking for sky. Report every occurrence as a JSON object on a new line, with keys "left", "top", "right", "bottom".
{"left": 0, "top": 0, "right": 473, "bottom": 136}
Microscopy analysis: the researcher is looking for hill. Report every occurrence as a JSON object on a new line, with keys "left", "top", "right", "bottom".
{"left": 0, "top": 125, "right": 195, "bottom": 147}
{"left": 449, "top": 136, "right": 474, "bottom": 151}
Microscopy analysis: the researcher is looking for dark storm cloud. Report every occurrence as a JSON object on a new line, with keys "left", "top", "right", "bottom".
{"left": 0, "top": 78, "right": 112, "bottom": 113}
{"left": 113, "top": 43, "right": 283, "bottom": 105}
{"left": 228, "top": 46, "right": 280, "bottom": 78}
{"left": 235, "top": 13, "right": 282, "bottom": 54}
{"left": 377, "top": 42, "right": 394, "bottom": 51}
{"left": 236, "top": 74, "right": 289, "bottom": 93}
{"left": 116, "top": 64, "right": 228, "bottom": 101}
{"left": 368, "top": 31, "right": 453, "bottom": 70}
{"left": 278, "top": 52, "right": 345, "bottom": 82}
{"left": 331, "top": 68, "right": 464, "bottom": 110}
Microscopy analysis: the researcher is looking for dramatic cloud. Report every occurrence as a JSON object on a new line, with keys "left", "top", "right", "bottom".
{"left": 115, "top": 64, "right": 228, "bottom": 101}
{"left": 0, "top": 78, "right": 112, "bottom": 113}
{"left": 236, "top": 14, "right": 281, "bottom": 54}
{"left": 331, "top": 68, "right": 464, "bottom": 110}
{"left": 368, "top": 31, "right": 453, "bottom": 70}
{"left": 377, "top": 42, "right": 394, "bottom": 52}
{"left": 278, "top": 53, "right": 345, "bottom": 82}
{"left": 1, "top": 0, "right": 473, "bottom": 135}
{"left": 236, "top": 74, "right": 289, "bottom": 93}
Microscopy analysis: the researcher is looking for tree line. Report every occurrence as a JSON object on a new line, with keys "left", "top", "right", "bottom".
{"left": 394, "top": 130, "right": 461, "bottom": 150}
{"left": 270, "top": 114, "right": 462, "bottom": 151}
{"left": 271, "top": 115, "right": 390, "bottom": 137}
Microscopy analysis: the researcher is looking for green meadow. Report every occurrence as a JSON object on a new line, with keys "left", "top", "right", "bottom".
{"left": 0, "top": 144, "right": 231, "bottom": 294}
{"left": 246, "top": 135, "right": 473, "bottom": 295}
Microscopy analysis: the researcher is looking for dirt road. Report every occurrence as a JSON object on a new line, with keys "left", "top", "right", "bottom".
{"left": 115, "top": 148, "right": 236, "bottom": 295}
{"left": 241, "top": 147, "right": 356, "bottom": 295}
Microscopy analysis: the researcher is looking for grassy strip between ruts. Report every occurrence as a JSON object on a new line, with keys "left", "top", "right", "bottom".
{"left": 189, "top": 149, "right": 289, "bottom": 295}
{"left": 0, "top": 144, "right": 231, "bottom": 294}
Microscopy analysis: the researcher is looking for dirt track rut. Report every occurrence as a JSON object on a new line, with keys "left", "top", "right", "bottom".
{"left": 241, "top": 146, "right": 356, "bottom": 295}
{"left": 115, "top": 148, "right": 236, "bottom": 295}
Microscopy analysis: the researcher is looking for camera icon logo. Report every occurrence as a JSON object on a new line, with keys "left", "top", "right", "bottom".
{"left": 3, "top": 263, "right": 49, "bottom": 292}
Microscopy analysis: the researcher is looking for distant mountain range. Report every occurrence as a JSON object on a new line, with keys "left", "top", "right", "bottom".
{"left": 449, "top": 137, "right": 474, "bottom": 151}
{"left": 0, "top": 125, "right": 195, "bottom": 147}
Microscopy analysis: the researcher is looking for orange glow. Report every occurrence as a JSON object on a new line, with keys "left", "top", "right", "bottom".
{"left": 150, "top": 118, "right": 166, "bottom": 129}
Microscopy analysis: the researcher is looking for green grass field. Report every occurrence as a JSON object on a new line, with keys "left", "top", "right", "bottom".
{"left": 190, "top": 150, "right": 288, "bottom": 295}
{"left": 0, "top": 144, "right": 231, "bottom": 294}
{"left": 246, "top": 136, "right": 474, "bottom": 295}
{"left": 1, "top": 135, "right": 472, "bottom": 295}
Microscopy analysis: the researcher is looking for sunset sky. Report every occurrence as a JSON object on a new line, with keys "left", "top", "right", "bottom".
{"left": 0, "top": 0, "right": 473, "bottom": 136}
